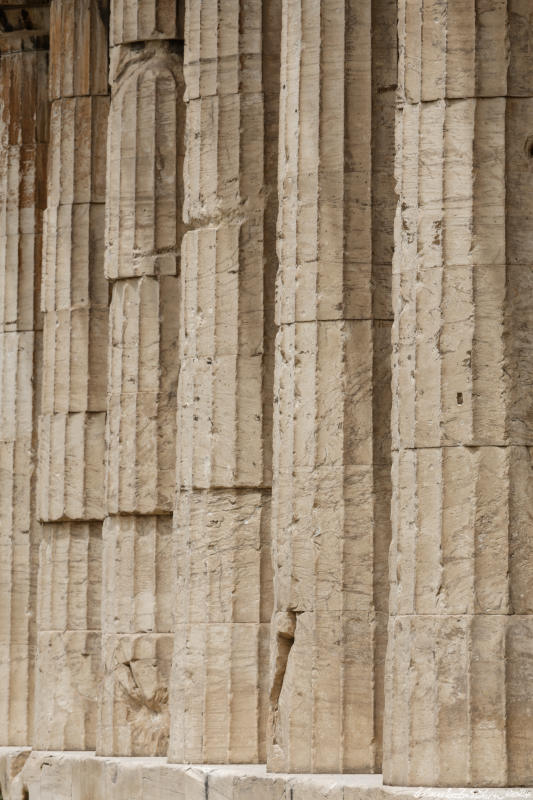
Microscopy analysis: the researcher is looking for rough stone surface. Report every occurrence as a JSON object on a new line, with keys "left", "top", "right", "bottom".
{"left": 385, "top": 0, "right": 533, "bottom": 787}
{"left": 2, "top": 0, "right": 533, "bottom": 792}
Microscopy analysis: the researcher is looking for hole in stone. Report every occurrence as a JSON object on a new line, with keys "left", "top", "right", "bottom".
{"left": 525, "top": 136, "right": 533, "bottom": 159}
{"left": 457, "top": 392, "right": 463, "bottom": 405}
{"left": 22, "top": 788, "right": 29, "bottom": 800}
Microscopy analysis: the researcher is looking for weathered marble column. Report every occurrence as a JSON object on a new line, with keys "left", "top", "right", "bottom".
{"left": 384, "top": 0, "right": 533, "bottom": 787}
{"left": 0, "top": 12, "right": 48, "bottom": 746}
{"left": 267, "top": 0, "right": 396, "bottom": 773}
{"left": 167, "top": 0, "right": 280, "bottom": 765}
{"left": 98, "top": 0, "right": 183, "bottom": 757}
{"left": 35, "top": 0, "right": 108, "bottom": 750}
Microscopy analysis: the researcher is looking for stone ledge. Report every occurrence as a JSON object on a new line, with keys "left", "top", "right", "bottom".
{"left": 0, "top": 749, "right": 532, "bottom": 800}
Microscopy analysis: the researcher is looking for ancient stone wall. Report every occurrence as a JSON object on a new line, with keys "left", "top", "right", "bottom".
{"left": 0, "top": 0, "right": 532, "bottom": 797}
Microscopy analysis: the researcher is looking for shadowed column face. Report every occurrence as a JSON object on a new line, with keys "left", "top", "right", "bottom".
{"left": 167, "top": 0, "right": 279, "bottom": 766}
{"left": 98, "top": 6, "right": 183, "bottom": 756}
{"left": 0, "top": 17, "right": 48, "bottom": 744}
{"left": 34, "top": 0, "right": 108, "bottom": 752}
{"left": 384, "top": 0, "right": 533, "bottom": 787}
{"left": 267, "top": 0, "right": 395, "bottom": 774}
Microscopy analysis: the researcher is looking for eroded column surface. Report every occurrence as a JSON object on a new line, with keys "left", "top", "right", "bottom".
{"left": 98, "top": 2, "right": 183, "bottom": 755}
{"left": 0, "top": 15, "right": 48, "bottom": 746}
{"left": 267, "top": 0, "right": 396, "bottom": 774}
{"left": 384, "top": 0, "right": 533, "bottom": 787}
{"left": 35, "top": 0, "right": 108, "bottom": 751}
{"left": 167, "top": 0, "right": 280, "bottom": 765}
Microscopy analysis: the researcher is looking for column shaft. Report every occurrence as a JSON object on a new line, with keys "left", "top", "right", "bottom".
{"left": 98, "top": 3, "right": 183, "bottom": 755}
{"left": 35, "top": 0, "right": 109, "bottom": 750}
{"left": 384, "top": 0, "right": 533, "bottom": 786}
{"left": 0, "top": 25, "right": 48, "bottom": 744}
{"left": 268, "top": 0, "right": 396, "bottom": 773}
{"left": 167, "top": 0, "right": 280, "bottom": 765}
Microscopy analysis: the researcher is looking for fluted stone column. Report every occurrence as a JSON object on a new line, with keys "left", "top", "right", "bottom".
{"left": 98, "top": 0, "right": 183, "bottom": 756}
{"left": 35, "top": 0, "right": 108, "bottom": 750}
{"left": 268, "top": 0, "right": 396, "bottom": 774}
{"left": 384, "top": 0, "right": 533, "bottom": 787}
{"left": 0, "top": 18, "right": 48, "bottom": 745}
{"left": 167, "top": 0, "right": 280, "bottom": 765}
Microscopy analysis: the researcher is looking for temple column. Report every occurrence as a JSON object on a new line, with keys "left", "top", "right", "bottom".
{"left": 0, "top": 11, "right": 48, "bottom": 746}
{"left": 384, "top": 0, "right": 533, "bottom": 787}
{"left": 97, "top": 0, "right": 183, "bottom": 757}
{"left": 267, "top": 0, "right": 396, "bottom": 773}
{"left": 35, "top": 0, "right": 108, "bottom": 750}
{"left": 167, "top": 0, "right": 279, "bottom": 765}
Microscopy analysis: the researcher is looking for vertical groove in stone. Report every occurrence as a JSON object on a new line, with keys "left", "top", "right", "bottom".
{"left": 168, "top": 0, "right": 277, "bottom": 766}
{"left": 35, "top": 0, "right": 108, "bottom": 753}
{"left": 268, "top": 0, "right": 395, "bottom": 773}
{"left": 0, "top": 39, "right": 48, "bottom": 746}
{"left": 385, "top": 0, "right": 533, "bottom": 787}
{"left": 101, "top": 23, "right": 182, "bottom": 755}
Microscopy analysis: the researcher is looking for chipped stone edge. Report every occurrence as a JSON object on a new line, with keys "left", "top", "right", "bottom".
{"left": 1, "top": 748, "right": 532, "bottom": 800}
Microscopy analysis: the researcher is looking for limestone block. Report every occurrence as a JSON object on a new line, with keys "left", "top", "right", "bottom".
{"left": 49, "top": 0, "right": 108, "bottom": 100}
{"left": 384, "top": 614, "right": 533, "bottom": 786}
{"left": 398, "top": 0, "right": 533, "bottom": 103}
{"left": 41, "top": 203, "right": 107, "bottom": 313}
{"left": 0, "top": 144, "right": 46, "bottom": 332}
{"left": 275, "top": 0, "right": 374, "bottom": 325}
{"left": 274, "top": 321, "right": 373, "bottom": 472}
{"left": 41, "top": 306, "right": 108, "bottom": 414}
{"left": 392, "top": 98, "right": 533, "bottom": 449}
{"left": 105, "top": 49, "right": 183, "bottom": 279}
{"left": 0, "top": 527, "right": 38, "bottom": 746}
{"left": 269, "top": 609, "right": 382, "bottom": 774}
{"left": 389, "top": 446, "right": 533, "bottom": 617}
{"left": 174, "top": 490, "right": 272, "bottom": 625}
{"left": 33, "top": 630, "right": 101, "bottom": 750}
{"left": 105, "top": 276, "right": 179, "bottom": 514}
{"left": 102, "top": 514, "right": 174, "bottom": 635}
{"left": 110, "top": 0, "right": 181, "bottom": 46}
{"left": 98, "top": 633, "right": 173, "bottom": 756}
{"left": 38, "top": 522, "right": 102, "bottom": 632}
{"left": 47, "top": 97, "right": 109, "bottom": 207}
{"left": 169, "top": 623, "right": 269, "bottom": 764}
{"left": 183, "top": 0, "right": 261, "bottom": 102}
{"left": 0, "top": 332, "right": 34, "bottom": 445}
{"left": 37, "top": 411, "right": 106, "bottom": 522}
{"left": 0, "top": 50, "right": 49, "bottom": 148}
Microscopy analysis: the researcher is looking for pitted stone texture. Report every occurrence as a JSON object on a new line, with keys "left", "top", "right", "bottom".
{"left": 390, "top": 446, "right": 533, "bottom": 618}
{"left": 398, "top": 0, "right": 533, "bottom": 102}
{"left": 33, "top": 630, "right": 101, "bottom": 750}
{"left": 169, "top": 622, "right": 270, "bottom": 765}
{"left": 102, "top": 515, "right": 174, "bottom": 635}
{"left": 97, "top": 633, "right": 172, "bottom": 757}
{"left": 38, "top": 411, "right": 106, "bottom": 522}
{"left": 41, "top": 204, "right": 107, "bottom": 313}
{"left": 105, "top": 276, "right": 179, "bottom": 515}
{"left": 47, "top": 97, "right": 109, "bottom": 207}
{"left": 38, "top": 522, "right": 102, "bottom": 632}
{"left": 105, "top": 47, "right": 184, "bottom": 279}
{"left": 110, "top": 0, "right": 182, "bottom": 46}
{"left": 41, "top": 306, "right": 108, "bottom": 415}
{"left": 393, "top": 98, "right": 533, "bottom": 449}
{"left": 0, "top": 50, "right": 48, "bottom": 334}
{"left": 385, "top": 615, "right": 533, "bottom": 787}
{"left": 49, "top": 0, "right": 108, "bottom": 100}
{"left": 174, "top": 490, "right": 272, "bottom": 626}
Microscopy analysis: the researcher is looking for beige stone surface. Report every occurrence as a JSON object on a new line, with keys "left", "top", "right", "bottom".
{"left": 0, "top": 43, "right": 47, "bottom": 747}
{"left": 110, "top": 0, "right": 183, "bottom": 46}
{"left": 168, "top": 0, "right": 278, "bottom": 766}
{"left": 105, "top": 275, "right": 179, "bottom": 515}
{"left": 386, "top": 0, "right": 533, "bottom": 788}
{"left": 268, "top": 0, "right": 395, "bottom": 774}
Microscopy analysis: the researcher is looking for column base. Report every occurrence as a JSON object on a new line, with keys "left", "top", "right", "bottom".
{"left": 1, "top": 749, "right": 532, "bottom": 800}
